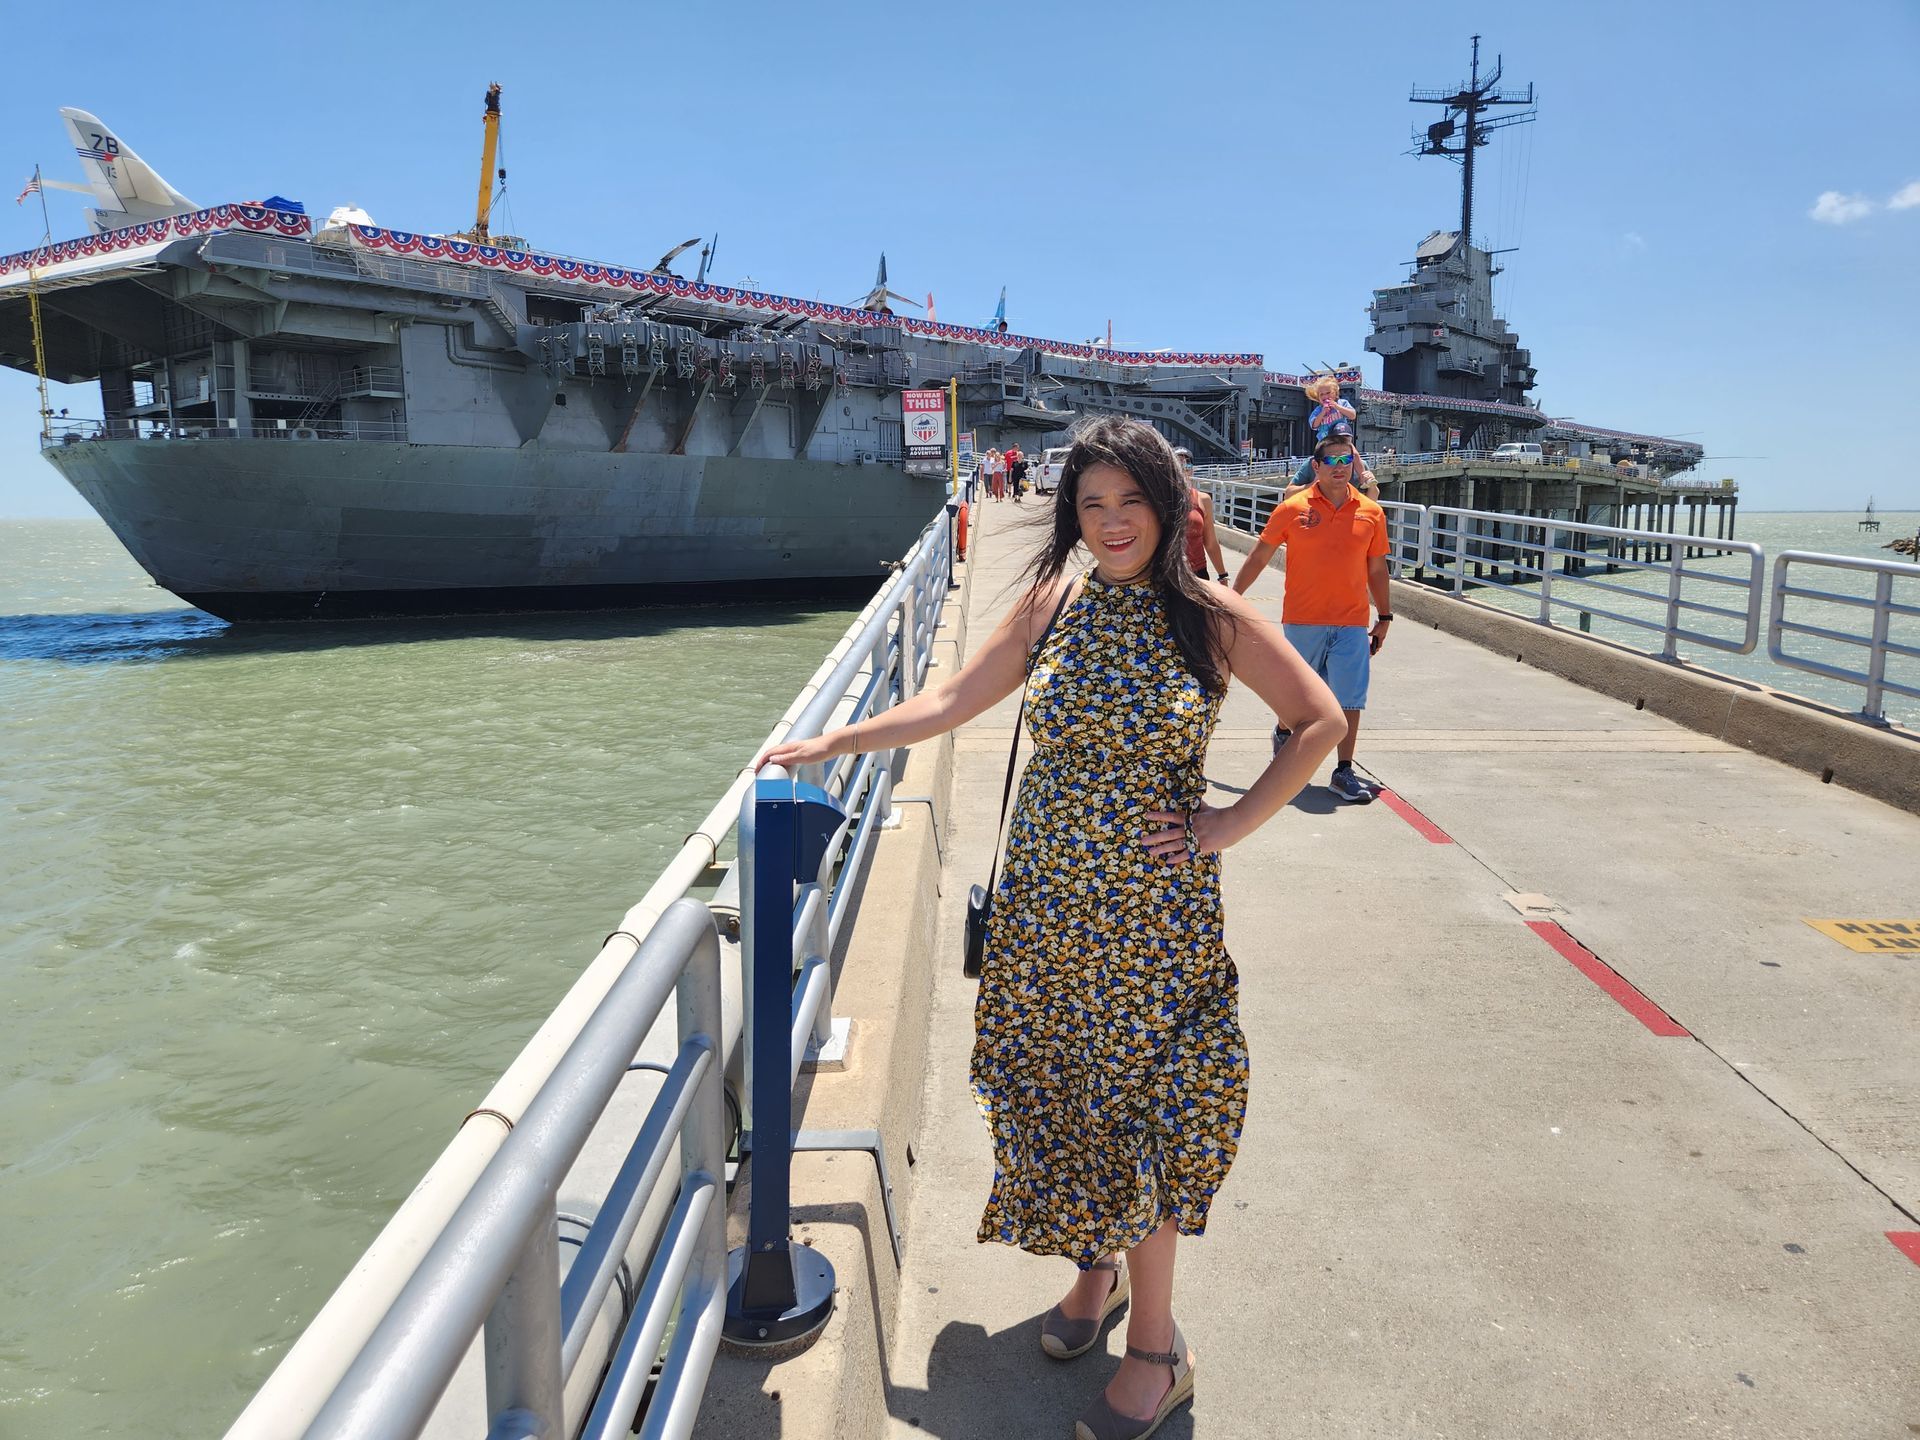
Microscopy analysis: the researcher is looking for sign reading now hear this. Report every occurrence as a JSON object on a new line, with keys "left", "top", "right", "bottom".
{"left": 1802, "top": 919, "right": 1920, "bottom": 953}
{"left": 902, "top": 390, "right": 947, "bottom": 456}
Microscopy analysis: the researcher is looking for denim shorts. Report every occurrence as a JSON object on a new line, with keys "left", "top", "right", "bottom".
{"left": 1284, "top": 623, "right": 1371, "bottom": 710}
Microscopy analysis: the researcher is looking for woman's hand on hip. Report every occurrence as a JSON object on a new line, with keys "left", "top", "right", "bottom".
{"left": 1142, "top": 803, "right": 1240, "bottom": 864}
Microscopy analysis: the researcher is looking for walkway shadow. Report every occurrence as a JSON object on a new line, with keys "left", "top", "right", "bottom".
{"left": 1286, "top": 786, "right": 1344, "bottom": 815}
{"left": 1207, "top": 774, "right": 1344, "bottom": 814}
{"left": 886, "top": 1317, "right": 1196, "bottom": 1440}
{"left": 0, "top": 599, "right": 853, "bottom": 666}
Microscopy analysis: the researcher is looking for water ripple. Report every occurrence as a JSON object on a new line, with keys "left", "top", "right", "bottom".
{"left": 0, "top": 609, "right": 230, "bottom": 663}
{"left": 0, "top": 518, "right": 863, "bottom": 1435}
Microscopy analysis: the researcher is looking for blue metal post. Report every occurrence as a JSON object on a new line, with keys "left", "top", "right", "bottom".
{"left": 724, "top": 773, "right": 846, "bottom": 1348}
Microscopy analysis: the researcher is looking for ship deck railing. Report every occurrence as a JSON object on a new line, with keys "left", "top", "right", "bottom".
{"left": 1198, "top": 478, "right": 1917, "bottom": 724}
{"left": 42, "top": 417, "right": 410, "bottom": 445}
{"left": 203, "top": 229, "right": 496, "bottom": 300}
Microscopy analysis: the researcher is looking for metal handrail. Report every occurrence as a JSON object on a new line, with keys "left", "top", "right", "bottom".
{"left": 305, "top": 898, "right": 727, "bottom": 1440}
{"left": 42, "top": 419, "right": 107, "bottom": 442}
{"left": 224, "top": 505, "right": 955, "bottom": 1438}
{"left": 1207, "top": 488, "right": 1909, "bottom": 725}
{"left": 343, "top": 365, "right": 405, "bottom": 394}
{"left": 752, "top": 509, "right": 954, "bottom": 1068}
{"left": 1193, "top": 448, "right": 1723, "bottom": 489}
{"left": 1197, "top": 483, "right": 1765, "bottom": 661}
{"left": 719, "top": 511, "right": 955, "bottom": 1347}
{"left": 1379, "top": 500, "right": 1428, "bottom": 580}
{"left": 1205, "top": 476, "right": 1404, "bottom": 578}
{"left": 1198, "top": 477, "right": 1425, "bottom": 579}
{"left": 1769, "top": 550, "right": 1920, "bottom": 724}
{"left": 1426, "top": 505, "right": 1764, "bottom": 658}
{"left": 1192, "top": 457, "right": 1298, "bottom": 482}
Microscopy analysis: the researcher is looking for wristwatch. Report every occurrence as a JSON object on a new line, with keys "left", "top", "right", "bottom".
{"left": 1376, "top": 613, "right": 1393, "bottom": 623}
{"left": 1216, "top": 571, "right": 1229, "bottom": 582}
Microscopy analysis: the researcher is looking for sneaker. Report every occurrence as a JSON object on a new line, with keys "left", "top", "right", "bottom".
{"left": 1271, "top": 725, "right": 1292, "bottom": 757}
{"left": 1330, "top": 764, "right": 1375, "bottom": 804}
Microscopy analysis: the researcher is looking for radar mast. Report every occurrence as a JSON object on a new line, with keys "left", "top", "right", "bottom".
{"left": 1409, "top": 36, "right": 1536, "bottom": 255}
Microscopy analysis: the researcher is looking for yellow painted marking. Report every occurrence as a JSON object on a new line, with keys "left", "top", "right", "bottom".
{"left": 1803, "top": 919, "right": 1920, "bottom": 953}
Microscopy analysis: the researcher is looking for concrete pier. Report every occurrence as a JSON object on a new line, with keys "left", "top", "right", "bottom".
{"left": 1375, "top": 457, "right": 1739, "bottom": 544}
{"left": 701, "top": 503, "right": 1920, "bottom": 1440}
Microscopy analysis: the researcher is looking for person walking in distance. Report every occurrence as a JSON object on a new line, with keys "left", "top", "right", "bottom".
{"left": 759, "top": 418, "right": 1345, "bottom": 1439}
{"left": 1231, "top": 428, "right": 1393, "bottom": 804}
{"left": 1173, "top": 448, "right": 1230, "bottom": 583}
{"left": 1005, "top": 442, "right": 1025, "bottom": 504}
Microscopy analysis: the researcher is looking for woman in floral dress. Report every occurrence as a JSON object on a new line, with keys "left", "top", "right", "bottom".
{"left": 761, "top": 417, "right": 1345, "bottom": 1439}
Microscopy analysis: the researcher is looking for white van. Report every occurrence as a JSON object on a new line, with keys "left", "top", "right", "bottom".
{"left": 1492, "top": 442, "right": 1544, "bottom": 465}
{"left": 1037, "top": 446, "right": 1072, "bottom": 494}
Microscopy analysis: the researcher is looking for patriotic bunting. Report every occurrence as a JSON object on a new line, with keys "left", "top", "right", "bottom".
{"left": 344, "top": 222, "right": 1263, "bottom": 370}
{"left": 0, "top": 203, "right": 310, "bottom": 278}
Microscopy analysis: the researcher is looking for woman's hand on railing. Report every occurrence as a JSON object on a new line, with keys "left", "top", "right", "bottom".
{"left": 752, "top": 728, "right": 850, "bottom": 773}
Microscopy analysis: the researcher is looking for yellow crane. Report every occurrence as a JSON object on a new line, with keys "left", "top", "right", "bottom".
{"left": 473, "top": 83, "right": 502, "bottom": 241}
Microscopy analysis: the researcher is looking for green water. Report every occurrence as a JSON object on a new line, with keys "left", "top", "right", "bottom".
{"left": 0, "top": 518, "right": 862, "bottom": 1436}
{"left": 1445, "top": 510, "right": 1920, "bottom": 730}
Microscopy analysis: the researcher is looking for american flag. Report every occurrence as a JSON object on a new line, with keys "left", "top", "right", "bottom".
{"left": 15, "top": 173, "right": 40, "bottom": 205}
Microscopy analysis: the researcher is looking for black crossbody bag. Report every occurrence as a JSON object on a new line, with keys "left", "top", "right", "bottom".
{"left": 963, "top": 577, "right": 1080, "bottom": 979}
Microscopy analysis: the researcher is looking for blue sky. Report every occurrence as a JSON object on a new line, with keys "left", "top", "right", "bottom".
{"left": 2, "top": 0, "right": 1916, "bottom": 516}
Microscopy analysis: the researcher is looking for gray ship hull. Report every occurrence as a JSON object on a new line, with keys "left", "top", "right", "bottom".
{"left": 3, "top": 206, "right": 1704, "bottom": 625}
{"left": 47, "top": 439, "right": 947, "bottom": 621}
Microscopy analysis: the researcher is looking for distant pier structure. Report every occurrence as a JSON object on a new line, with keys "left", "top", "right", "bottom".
{"left": 1373, "top": 453, "right": 1739, "bottom": 576}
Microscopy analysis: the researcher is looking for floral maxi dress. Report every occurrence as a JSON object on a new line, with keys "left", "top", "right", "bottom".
{"left": 973, "top": 573, "right": 1250, "bottom": 1265}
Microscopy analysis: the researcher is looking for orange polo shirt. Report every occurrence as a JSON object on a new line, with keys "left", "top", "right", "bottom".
{"left": 1257, "top": 485, "right": 1389, "bottom": 627}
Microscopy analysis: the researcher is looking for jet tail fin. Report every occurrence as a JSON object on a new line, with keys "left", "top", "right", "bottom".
{"left": 58, "top": 107, "right": 197, "bottom": 233}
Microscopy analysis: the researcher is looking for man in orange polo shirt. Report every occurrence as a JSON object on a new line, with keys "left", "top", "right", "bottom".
{"left": 1231, "top": 427, "right": 1393, "bottom": 803}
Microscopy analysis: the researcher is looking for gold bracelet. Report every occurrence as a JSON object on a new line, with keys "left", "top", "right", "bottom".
{"left": 850, "top": 718, "right": 862, "bottom": 754}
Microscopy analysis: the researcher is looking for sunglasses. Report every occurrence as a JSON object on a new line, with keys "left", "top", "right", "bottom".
{"left": 1317, "top": 452, "right": 1355, "bottom": 467}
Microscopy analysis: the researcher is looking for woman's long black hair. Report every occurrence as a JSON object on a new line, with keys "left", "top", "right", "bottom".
{"left": 1016, "top": 416, "right": 1236, "bottom": 694}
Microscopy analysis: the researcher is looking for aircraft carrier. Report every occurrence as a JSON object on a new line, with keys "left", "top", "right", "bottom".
{"left": 0, "top": 50, "right": 1703, "bottom": 621}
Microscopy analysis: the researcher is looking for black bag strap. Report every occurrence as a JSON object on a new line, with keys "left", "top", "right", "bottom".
{"left": 984, "top": 574, "right": 1081, "bottom": 893}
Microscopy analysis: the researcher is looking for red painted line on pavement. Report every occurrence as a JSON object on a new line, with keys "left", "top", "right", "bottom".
{"left": 1888, "top": 1232, "right": 1920, "bottom": 1267}
{"left": 1526, "top": 920, "right": 1691, "bottom": 1037}
{"left": 1376, "top": 789, "right": 1454, "bottom": 844}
